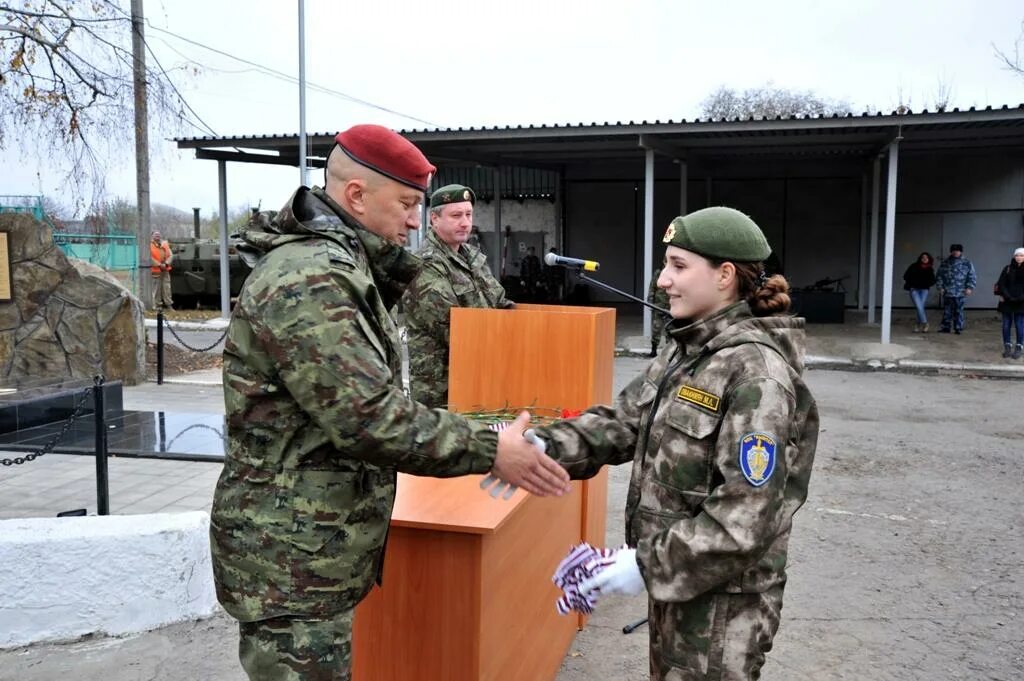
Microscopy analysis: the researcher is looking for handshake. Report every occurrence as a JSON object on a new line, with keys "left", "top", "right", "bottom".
{"left": 480, "top": 411, "right": 571, "bottom": 499}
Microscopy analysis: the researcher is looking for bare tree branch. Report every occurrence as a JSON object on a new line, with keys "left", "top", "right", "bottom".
{"left": 700, "top": 83, "right": 854, "bottom": 120}
{"left": 993, "top": 19, "right": 1024, "bottom": 77}
{"left": 0, "top": 0, "right": 193, "bottom": 206}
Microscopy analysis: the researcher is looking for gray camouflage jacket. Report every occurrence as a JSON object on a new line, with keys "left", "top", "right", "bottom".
{"left": 402, "top": 227, "right": 513, "bottom": 408}
{"left": 210, "top": 187, "right": 499, "bottom": 622}
{"left": 539, "top": 302, "right": 819, "bottom": 603}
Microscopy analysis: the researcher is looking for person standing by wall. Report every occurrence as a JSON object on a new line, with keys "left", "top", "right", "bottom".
{"left": 402, "top": 184, "right": 515, "bottom": 408}
{"left": 149, "top": 230, "right": 174, "bottom": 309}
{"left": 902, "top": 251, "right": 936, "bottom": 332}
{"left": 646, "top": 267, "right": 671, "bottom": 356}
{"left": 935, "top": 243, "right": 976, "bottom": 334}
{"left": 996, "top": 247, "right": 1024, "bottom": 358}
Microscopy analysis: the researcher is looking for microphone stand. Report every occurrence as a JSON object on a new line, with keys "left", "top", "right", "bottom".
{"left": 573, "top": 270, "right": 671, "bottom": 318}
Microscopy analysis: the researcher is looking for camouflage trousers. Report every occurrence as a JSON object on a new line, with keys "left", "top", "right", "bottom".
{"left": 649, "top": 586, "right": 783, "bottom": 680}
{"left": 238, "top": 611, "right": 353, "bottom": 681}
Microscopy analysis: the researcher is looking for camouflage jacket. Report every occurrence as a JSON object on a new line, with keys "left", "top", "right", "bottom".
{"left": 402, "top": 228, "right": 514, "bottom": 408}
{"left": 935, "top": 255, "right": 977, "bottom": 297}
{"left": 210, "top": 187, "right": 499, "bottom": 622}
{"left": 647, "top": 269, "right": 672, "bottom": 336}
{"left": 539, "top": 302, "right": 819, "bottom": 603}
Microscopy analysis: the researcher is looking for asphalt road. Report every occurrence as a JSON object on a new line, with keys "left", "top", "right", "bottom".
{"left": 2, "top": 366, "right": 1021, "bottom": 680}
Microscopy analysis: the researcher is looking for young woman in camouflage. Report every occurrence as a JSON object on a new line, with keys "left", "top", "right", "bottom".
{"left": 537, "top": 207, "right": 819, "bottom": 680}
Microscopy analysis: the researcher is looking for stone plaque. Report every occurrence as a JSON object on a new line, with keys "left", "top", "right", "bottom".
{"left": 0, "top": 232, "right": 10, "bottom": 302}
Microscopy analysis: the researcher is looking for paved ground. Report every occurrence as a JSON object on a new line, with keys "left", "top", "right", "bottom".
{"left": 2, "top": 309, "right": 1022, "bottom": 679}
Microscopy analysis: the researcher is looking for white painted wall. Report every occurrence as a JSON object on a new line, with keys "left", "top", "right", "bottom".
{"left": 0, "top": 512, "right": 217, "bottom": 649}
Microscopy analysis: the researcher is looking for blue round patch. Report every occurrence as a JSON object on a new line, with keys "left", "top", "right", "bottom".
{"left": 738, "top": 432, "right": 777, "bottom": 487}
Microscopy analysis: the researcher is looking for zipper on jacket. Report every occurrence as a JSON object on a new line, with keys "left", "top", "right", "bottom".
{"left": 639, "top": 350, "right": 686, "bottom": 458}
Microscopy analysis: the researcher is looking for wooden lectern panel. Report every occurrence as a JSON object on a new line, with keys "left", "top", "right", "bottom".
{"left": 352, "top": 304, "right": 616, "bottom": 681}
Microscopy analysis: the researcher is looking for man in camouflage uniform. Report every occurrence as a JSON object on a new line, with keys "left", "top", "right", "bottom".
{"left": 538, "top": 207, "right": 819, "bottom": 680}
{"left": 210, "top": 125, "right": 569, "bottom": 681}
{"left": 647, "top": 267, "right": 672, "bottom": 356}
{"left": 402, "top": 184, "right": 514, "bottom": 408}
{"left": 935, "top": 243, "right": 977, "bottom": 334}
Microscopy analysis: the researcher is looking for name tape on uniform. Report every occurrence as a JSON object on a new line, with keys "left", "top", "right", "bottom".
{"left": 675, "top": 385, "right": 721, "bottom": 412}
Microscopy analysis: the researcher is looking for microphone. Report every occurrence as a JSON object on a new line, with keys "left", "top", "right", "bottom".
{"left": 544, "top": 252, "right": 600, "bottom": 272}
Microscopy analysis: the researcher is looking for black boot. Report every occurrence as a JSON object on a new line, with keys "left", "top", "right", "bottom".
{"left": 1003, "top": 343, "right": 1013, "bottom": 358}
{"left": 1014, "top": 344, "right": 1023, "bottom": 360}
{"left": 650, "top": 342, "right": 658, "bottom": 358}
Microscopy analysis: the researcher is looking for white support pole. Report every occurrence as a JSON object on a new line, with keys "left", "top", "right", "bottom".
{"left": 858, "top": 171, "right": 869, "bottom": 309}
{"left": 493, "top": 167, "right": 503, "bottom": 279}
{"left": 643, "top": 148, "right": 654, "bottom": 338}
{"left": 218, "top": 160, "right": 230, "bottom": 319}
{"left": 297, "top": 0, "right": 308, "bottom": 187}
{"left": 868, "top": 156, "right": 881, "bottom": 324}
{"left": 881, "top": 141, "right": 900, "bottom": 344}
{"left": 679, "top": 160, "right": 688, "bottom": 215}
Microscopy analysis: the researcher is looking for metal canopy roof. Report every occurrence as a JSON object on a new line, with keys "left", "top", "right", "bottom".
{"left": 175, "top": 105, "right": 1024, "bottom": 170}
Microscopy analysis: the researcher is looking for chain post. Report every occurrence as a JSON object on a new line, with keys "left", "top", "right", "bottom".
{"left": 93, "top": 375, "right": 110, "bottom": 516}
{"left": 156, "top": 308, "right": 164, "bottom": 385}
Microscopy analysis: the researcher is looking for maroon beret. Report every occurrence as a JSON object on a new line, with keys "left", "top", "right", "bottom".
{"left": 334, "top": 124, "right": 436, "bottom": 192}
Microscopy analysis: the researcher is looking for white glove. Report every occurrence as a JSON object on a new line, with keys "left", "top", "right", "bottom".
{"left": 523, "top": 428, "right": 546, "bottom": 453}
{"left": 578, "top": 548, "right": 646, "bottom": 597}
{"left": 479, "top": 429, "right": 547, "bottom": 500}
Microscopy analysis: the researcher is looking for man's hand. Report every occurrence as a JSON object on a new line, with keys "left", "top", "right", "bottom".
{"left": 492, "top": 411, "right": 571, "bottom": 497}
{"left": 965, "top": 288, "right": 973, "bottom": 296}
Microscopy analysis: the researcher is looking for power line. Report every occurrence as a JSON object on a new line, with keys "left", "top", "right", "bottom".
{"left": 141, "top": 35, "right": 218, "bottom": 137}
{"left": 144, "top": 22, "right": 441, "bottom": 128}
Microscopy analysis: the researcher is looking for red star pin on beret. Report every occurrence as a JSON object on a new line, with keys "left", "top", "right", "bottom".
{"left": 334, "top": 124, "right": 436, "bottom": 192}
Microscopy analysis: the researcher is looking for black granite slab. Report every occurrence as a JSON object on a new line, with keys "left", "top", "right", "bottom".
{"left": 0, "top": 378, "right": 123, "bottom": 434}
{"left": 0, "top": 409, "right": 225, "bottom": 462}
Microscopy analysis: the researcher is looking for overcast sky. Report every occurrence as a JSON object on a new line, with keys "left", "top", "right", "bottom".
{"left": 6, "top": 0, "right": 1024, "bottom": 218}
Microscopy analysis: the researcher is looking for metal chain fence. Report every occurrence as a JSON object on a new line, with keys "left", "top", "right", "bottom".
{"left": 162, "top": 318, "right": 229, "bottom": 353}
{"left": 1, "top": 386, "right": 93, "bottom": 466}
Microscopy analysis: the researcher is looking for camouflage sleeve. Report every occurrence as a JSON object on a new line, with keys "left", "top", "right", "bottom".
{"left": 484, "top": 269, "right": 515, "bottom": 309}
{"left": 254, "top": 257, "right": 496, "bottom": 478}
{"left": 535, "top": 373, "right": 648, "bottom": 479}
{"left": 403, "top": 261, "right": 459, "bottom": 407}
{"left": 935, "top": 261, "right": 947, "bottom": 289}
{"left": 637, "top": 378, "right": 796, "bottom": 602}
{"left": 967, "top": 262, "right": 977, "bottom": 290}
{"left": 404, "top": 261, "right": 458, "bottom": 349}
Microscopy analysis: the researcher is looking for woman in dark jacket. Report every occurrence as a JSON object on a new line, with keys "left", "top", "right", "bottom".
{"left": 996, "top": 247, "right": 1024, "bottom": 358}
{"left": 903, "top": 252, "right": 936, "bottom": 332}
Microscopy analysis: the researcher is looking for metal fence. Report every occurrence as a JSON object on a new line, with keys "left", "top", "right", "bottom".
{"left": 53, "top": 232, "right": 139, "bottom": 296}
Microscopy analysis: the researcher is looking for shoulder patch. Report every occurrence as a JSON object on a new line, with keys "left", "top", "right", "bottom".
{"left": 738, "top": 432, "right": 777, "bottom": 487}
{"left": 676, "top": 385, "right": 721, "bottom": 412}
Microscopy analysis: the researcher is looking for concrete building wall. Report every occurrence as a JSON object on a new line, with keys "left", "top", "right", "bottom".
{"left": 874, "top": 151, "right": 1024, "bottom": 309}
{"left": 562, "top": 150, "right": 1024, "bottom": 311}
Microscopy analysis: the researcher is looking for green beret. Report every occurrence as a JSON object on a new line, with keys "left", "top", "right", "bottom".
{"left": 662, "top": 207, "right": 771, "bottom": 262}
{"left": 429, "top": 184, "right": 475, "bottom": 209}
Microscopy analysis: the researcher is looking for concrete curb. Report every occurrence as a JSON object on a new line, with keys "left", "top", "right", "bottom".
{"left": 144, "top": 318, "right": 229, "bottom": 332}
{"left": 155, "top": 376, "right": 224, "bottom": 387}
{"left": 0, "top": 512, "right": 217, "bottom": 649}
{"left": 617, "top": 348, "right": 1024, "bottom": 379}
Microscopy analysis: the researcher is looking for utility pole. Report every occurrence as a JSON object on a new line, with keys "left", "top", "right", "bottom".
{"left": 131, "top": 0, "right": 152, "bottom": 306}
{"left": 298, "top": 0, "right": 308, "bottom": 187}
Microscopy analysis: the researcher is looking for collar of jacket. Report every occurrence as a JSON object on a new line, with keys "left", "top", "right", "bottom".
{"left": 280, "top": 186, "right": 423, "bottom": 308}
{"left": 668, "top": 300, "right": 753, "bottom": 350}
{"left": 424, "top": 226, "right": 487, "bottom": 273}
{"left": 668, "top": 300, "right": 807, "bottom": 373}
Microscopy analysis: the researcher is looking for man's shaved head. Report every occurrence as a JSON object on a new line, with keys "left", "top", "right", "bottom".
{"left": 326, "top": 145, "right": 382, "bottom": 192}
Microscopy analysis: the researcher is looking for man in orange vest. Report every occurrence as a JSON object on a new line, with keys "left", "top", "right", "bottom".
{"left": 150, "top": 230, "right": 174, "bottom": 309}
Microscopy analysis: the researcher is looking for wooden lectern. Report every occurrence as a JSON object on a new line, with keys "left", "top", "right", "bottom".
{"left": 352, "top": 304, "right": 615, "bottom": 681}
